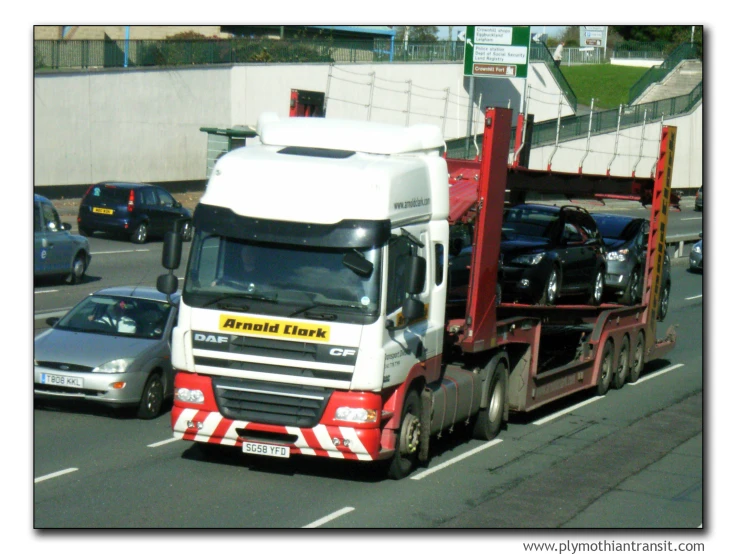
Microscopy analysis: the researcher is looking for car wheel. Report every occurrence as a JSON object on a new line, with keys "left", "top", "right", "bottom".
{"left": 622, "top": 266, "right": 641, "bottom": 305}
{"left": 67, "top": 252, "right": 87, "bottom": 285}
{"left": 137, "top": 372, "right": 164, "bottom": 419}
{"left": 385, "top": 389, "right": 421, "bottom": 480}
{"left": 472, "top": 358, "right": 507, "bottom": 441}
{"left": 181, "top": 221, "right": 193, "bottom": 242}
{"left": 596, "top": 340, "right": 614, "bottom": 396}
{"left": 612, "top": 335, "right": 630, "bottom": 390}
{"left": 657, "top": 281, "right": 670, "bottom": 321}
{"left": 628, "top": 332, "right": 646, "bottom": 383}
{"left": 131, "top": 222, "right": 148, "bottom": 244}
{"left": 539, "top": 265, "right": 559, "bottom": 305}
{"left": 588, "top": 267, "right": 605, "bottom": 306}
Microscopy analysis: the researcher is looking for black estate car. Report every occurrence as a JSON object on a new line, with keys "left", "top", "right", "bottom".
{"left": 499, "top": 204, "right": 607, "bottom": 305}
{"left": 77, "top": 182, "right": 192, "bottom": 244}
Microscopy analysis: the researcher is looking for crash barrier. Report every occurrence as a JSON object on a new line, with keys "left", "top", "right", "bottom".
{"left": 666, "top": 233, "right": 701, "bottom": 258}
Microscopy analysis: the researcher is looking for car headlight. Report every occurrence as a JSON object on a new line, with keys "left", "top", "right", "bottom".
{"left": 334, "top": 407, "right": 378, "bottom": 423}
{"left": 606, "top": 249, "right": 629, "bottom": 262}
{"left": 176, "top": 388, "right": 205, "bottom": 404}
{"left": 692, "top": 244, "right": 701, "bottom": 254}
{"left": 511, "top": 253, "right": 545, "bottom": 265}
{"left": 92, "top": 358, "right": 135, "bottom": 373}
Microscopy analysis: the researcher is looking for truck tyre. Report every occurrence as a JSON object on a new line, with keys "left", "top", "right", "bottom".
{"left": 596, "top": 340, "right": 614, "bottom": 396}
{"left": 539, "top": 265, "right": 559, "bottom": 305}
{"left": 137, "top": 372, "right": 164, "bottom": 419}
{"left": 612, "top": 335, "right": 630, "bottom": 390}
{"left": 628, "top": 331, "right": 646, "bottom": 383}
{"left": 588, "top": 266, "right": 605, "bottom": 306}
{"left": 472, "top": 359, "right": 507, "bottom": 441}
{"left": 386, "top": 389, "right": 421, "bottom": 480}
{"left": 621, "top": 267, "right": 641, "bottom": 305}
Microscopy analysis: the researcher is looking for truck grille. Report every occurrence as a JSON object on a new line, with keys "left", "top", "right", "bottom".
{"left": 212, "top": 377, "right": 332, "bottom": 427}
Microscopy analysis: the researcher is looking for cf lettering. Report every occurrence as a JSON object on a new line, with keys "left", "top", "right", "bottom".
{"left": 330, "top": 348, "right": 357, "bottom": 357}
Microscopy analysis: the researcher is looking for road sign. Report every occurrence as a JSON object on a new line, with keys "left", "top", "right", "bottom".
{"left": 579, "top": 26, "right": 608, "bottom": 48}
{"left": 463, "top": 26, "right": 531, "bottom": 79}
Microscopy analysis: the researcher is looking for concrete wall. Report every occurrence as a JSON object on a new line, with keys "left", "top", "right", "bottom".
{"left": 34, "top": 61, "right": 574, "bottom": 189}
{"left": 524, "top": 103, "right": 702, "bottom": 189}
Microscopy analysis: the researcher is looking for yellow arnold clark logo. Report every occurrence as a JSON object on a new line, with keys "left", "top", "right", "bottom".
{"left": 218, "top": 315, "right": 331, "bottom": 342}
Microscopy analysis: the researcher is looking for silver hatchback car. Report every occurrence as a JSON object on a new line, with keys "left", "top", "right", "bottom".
{"left": 34, "top": 286, "right": 179, "bottom": 419}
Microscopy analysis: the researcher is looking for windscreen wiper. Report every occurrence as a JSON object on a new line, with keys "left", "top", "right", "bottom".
{"left": 290, "top": 300, "right": 363, "bottom": 319}
{"left": 200, "top": 292, "right": 278, "bottom": 311}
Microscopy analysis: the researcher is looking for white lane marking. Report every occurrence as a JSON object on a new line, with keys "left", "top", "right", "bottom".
{"left": 34, "top": 289, "right": 59, "bottom": 294}
{"left": 35, "top": 467, "right": 78, "bottom": 484}
{"left": 631, "top": 364, "right": 685, "bottom": 385}
{"left": 302, "top": 507, "right": 355, "bottom": 528}
{"left": 178, "top": 277, "right": 184, "bottom": 280}
{"left": 533, "top": 396, "right": 603, "bottom": 426}
{"left": 681, "top": 217, "right": 702, "bottom": 221}
{"left": 34, "top": 309, "right": 71, "bottom": 320}
{"left": 410, "top": 439, "right": 503, "bottom": 481}
{"left": 685, "top": 294, "right": 702, "bottom": 300}
{"left": 147, "top": 437, "right": 180, "bottom": 448}
{"left": 92, "top": 249, "right": 150, "bottom": 255}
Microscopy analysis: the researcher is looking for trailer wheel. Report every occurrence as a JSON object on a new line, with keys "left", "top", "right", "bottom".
{"left": 472, "top": 359, "right": 507, "bottom": 441}
{"left": 386, "top": 389, "right": 421, "bottom": 480}
{"left": 596, "top": 340, "right": 614, "bottom": 396}
{"left": 628, "top": 331, "right": 646, "bottom": 383}
{"left": 612, "top": 335, "right": 630, "bottom": 390}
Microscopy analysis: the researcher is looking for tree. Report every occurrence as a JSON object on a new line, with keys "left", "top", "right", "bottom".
{"left": 399, "top": 26, "right": 438, "bottom": 42}
{"left": 611, "top": 25, "right": 702, "bottom": 44}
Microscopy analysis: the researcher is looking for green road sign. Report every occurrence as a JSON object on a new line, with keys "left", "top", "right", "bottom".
{"left": 463, "top": 26, "right": 531, "bottom": 79}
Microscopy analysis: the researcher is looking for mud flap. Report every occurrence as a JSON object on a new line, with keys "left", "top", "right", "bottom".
{"left": 419, "top": 388, "right": 432, "bottom": 463}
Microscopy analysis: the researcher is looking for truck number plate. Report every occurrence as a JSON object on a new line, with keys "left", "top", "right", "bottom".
{"left": 40, "top": 373, "right": 84, "bottom": 388}
{"left": 242, "top": 441, "right": 290, "bottom": 458}
{"left": 92, "top": 207, "right": 114, "bottom": 215}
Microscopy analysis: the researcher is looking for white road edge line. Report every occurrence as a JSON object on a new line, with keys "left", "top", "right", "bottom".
{"left": 35, "top": 467, "right": 78, "bottom": 484}
{"left": 410, "top": 439, "right": 503, "bottom": 481}
{"left": 303, "top": 506, "right": 355, "bottom": 528}
{"left": 92, "top": 249, "right": 150, "bottom": 255}
{"left": 34, "top": 289, "right": 59, "bottom": 294}
{"left": 681, "top": 217, "right": 702, "bottom": 221}
{"left": 631, "top": 364, "right": 685, "bottom": 385}
{"left": 685, "top": 294, "right": 702, "bottom": 300}
{"left": 533, "top": 396, "right": 602, "bottom": 426}
{"left": 148, "top": 437, "right": 180, "bottom": 448}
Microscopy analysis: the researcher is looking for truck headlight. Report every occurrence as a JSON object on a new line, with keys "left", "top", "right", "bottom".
{"left": 606, "top": 249, "right": 628, "bottom": 262}
{"left": 93, "top": 358, "right": 134, "bottom": 373}
{"left": 511, "top": 253, "right": 545, "bottom": 265}
{"left": 176, "top": 388, "right": 205, "bottom": 404}
{"left": 334, "top": 407, "right": 378, "bottom": 423}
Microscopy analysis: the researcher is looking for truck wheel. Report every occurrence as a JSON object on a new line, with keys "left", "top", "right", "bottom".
{"left": 628, "top": 332, "right": 646, "bottom": 383}
{"left": 386, "top": 389, "right": 421, "bottom": 480}
{"left": 472, "top": 359, "right": 507, "bottom": 441}
{"left": 612, "top": 336, "right": 630, "bottom": 390}
{"left": 596, "top": 340, "right": 614, "bottom": 396}
{"left": 137, "top": 372, "right": 164, "bottom": 419}
{"left": 539, "top": 266, "right": 559, "bottom": 305}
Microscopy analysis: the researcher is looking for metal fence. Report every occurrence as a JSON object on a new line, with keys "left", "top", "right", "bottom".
{"left": 611, "top": 41, "right": 670, "bottom": 60}
{"left": 628, "top": 42, "right": 702, "bottom": 104}
{"left": 445, "top": 81, "right": 702, "bottom": 160}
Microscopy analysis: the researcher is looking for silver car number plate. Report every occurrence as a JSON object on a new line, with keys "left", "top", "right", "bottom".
{"left": 242, "top": 441, "right": 290, "bottom": 458}
{"left": 41, "top": 373, "right": 84, "bottom": 388}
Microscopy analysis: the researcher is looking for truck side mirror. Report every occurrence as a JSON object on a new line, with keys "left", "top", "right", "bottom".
{"left": 402, "top": 296, "right": 424, "bottom": 323}
{"left": 407, "top": 255, "right": 426, "bottom": 295}
{"left": 162, "top": 230, "right": 182, "bottom": 270}
{"left": 157, "top": 273, "right": 178, "bottom": 296}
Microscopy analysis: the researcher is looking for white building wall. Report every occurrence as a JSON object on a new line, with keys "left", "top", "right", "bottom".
{"left": 36, "top": 61, "right": 699, "bottom": 189}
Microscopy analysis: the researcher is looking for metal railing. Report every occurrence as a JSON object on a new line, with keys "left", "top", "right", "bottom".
{"left": 530, "top": 42, "right": 578, "bottom": 112}
{"left": 628, "top": 42, "right": 702, "bottom": 104}
{"left": 611, "top": 41, "right": 670, "bottom": 60}
{"left": 445, "top": 81, "right": 702, "bottom": 160}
